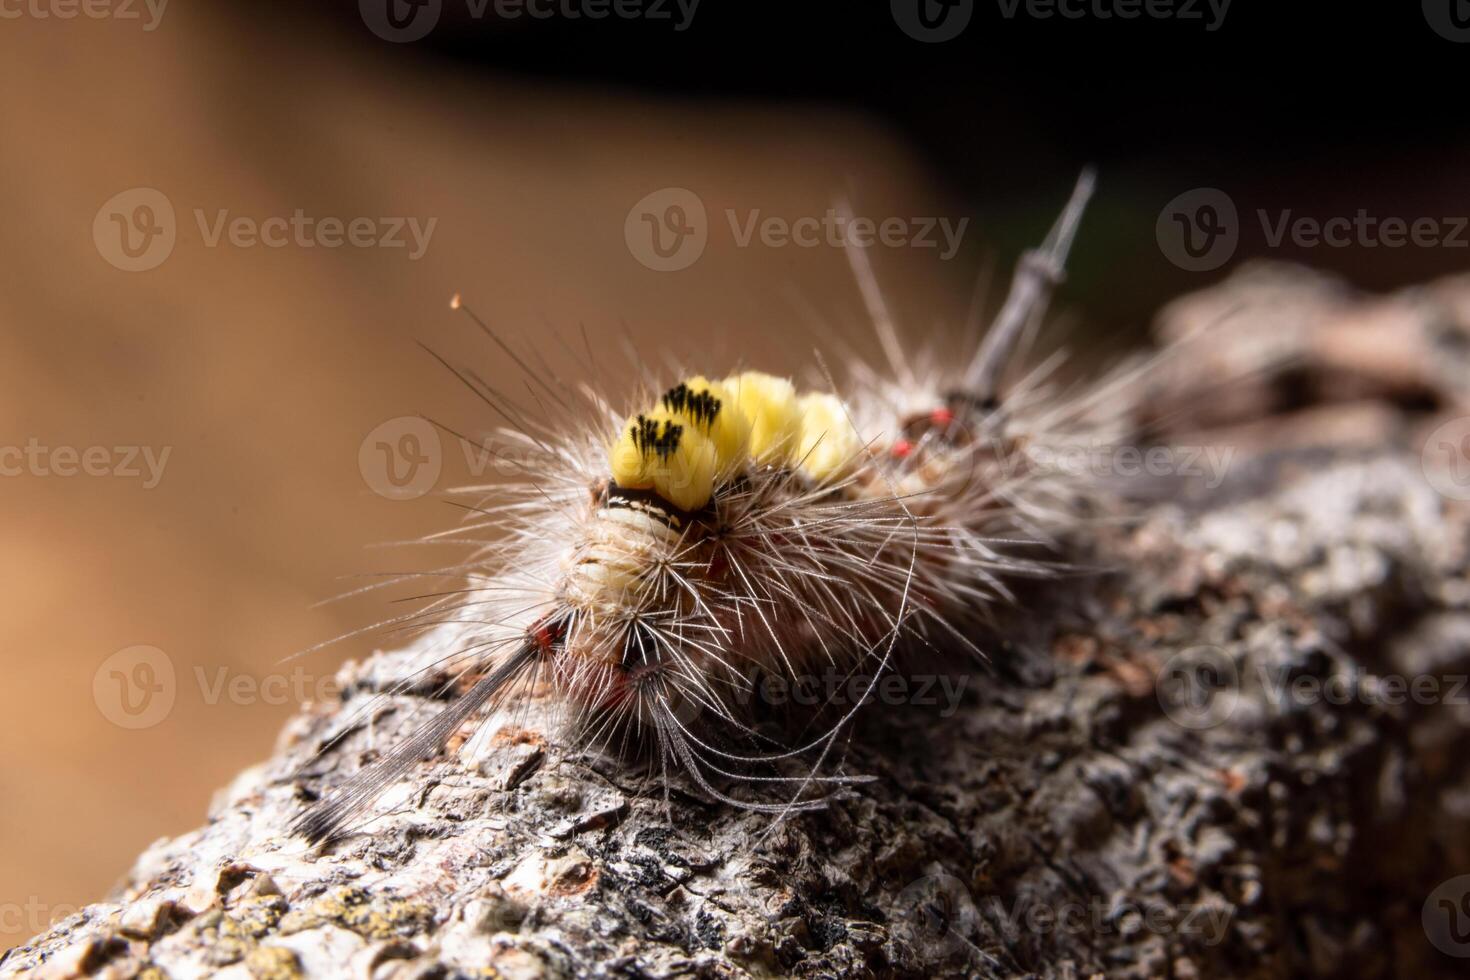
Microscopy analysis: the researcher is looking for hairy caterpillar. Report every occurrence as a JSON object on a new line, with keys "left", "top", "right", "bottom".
{"left": 294, "top": 170, "right": 1152, "bottom": 844}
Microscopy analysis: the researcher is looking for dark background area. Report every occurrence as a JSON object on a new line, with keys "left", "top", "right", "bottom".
{"left": 292, "top": 0, "right": 1470, "bottom": 330}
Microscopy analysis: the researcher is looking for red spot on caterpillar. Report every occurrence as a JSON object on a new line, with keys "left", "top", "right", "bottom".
{"left": 891, "top": 439, "right": 913, "bottom": 459}
{"left": 532, "top": 617, "right": 565, "bottom": 654}
{"left": 930, "top": 407, "right": 955, "bottom": 426}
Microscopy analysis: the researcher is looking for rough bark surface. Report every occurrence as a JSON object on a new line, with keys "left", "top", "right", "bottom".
{"left": 7, "top": 263, "right": 1470, "bottom": 980}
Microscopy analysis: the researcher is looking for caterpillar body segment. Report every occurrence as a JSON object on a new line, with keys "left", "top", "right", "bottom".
{"left": 294, "top": 172, "right": 1121, "bottom": 844}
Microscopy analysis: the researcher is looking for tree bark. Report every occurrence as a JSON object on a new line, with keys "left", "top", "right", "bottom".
{"left": 7, "top": 262, "right": 1470, "bottom": 980}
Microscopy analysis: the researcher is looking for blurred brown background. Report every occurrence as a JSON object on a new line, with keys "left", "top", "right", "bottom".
{"left": 3, "top": 1, "right": 1468, "bottom": 953}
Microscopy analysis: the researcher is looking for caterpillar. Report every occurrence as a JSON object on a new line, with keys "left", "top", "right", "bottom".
{"left": 293, "top": 170, "right": 1157, "bottom": 844}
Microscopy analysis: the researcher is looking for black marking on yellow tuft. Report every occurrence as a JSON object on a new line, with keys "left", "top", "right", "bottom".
{"left": 661, "top": 383, "right": 722, "bottom": 430}
{"left": 630, "top": 414, "right": 683, "bottom": 461}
